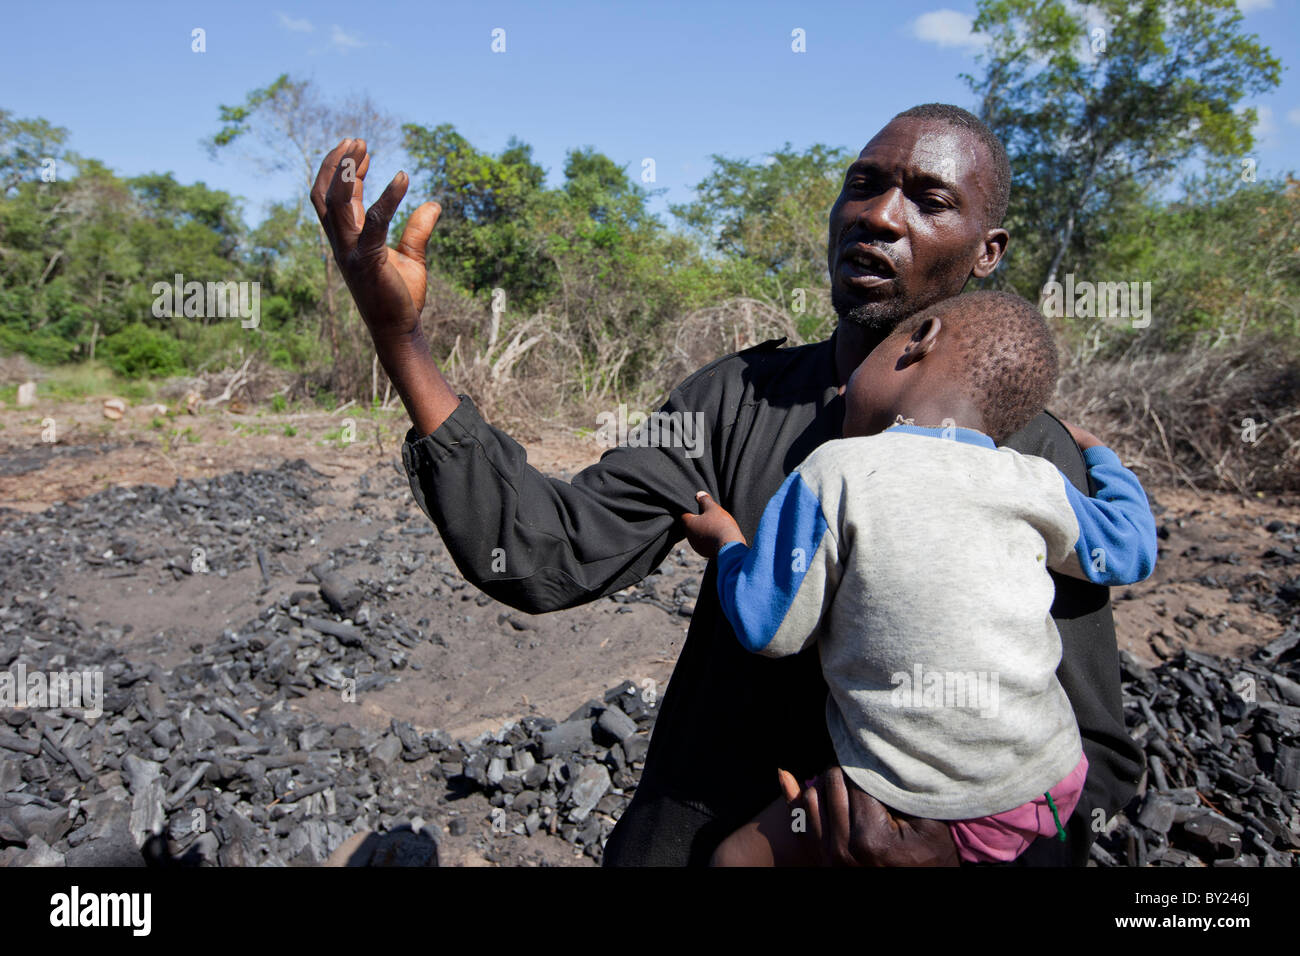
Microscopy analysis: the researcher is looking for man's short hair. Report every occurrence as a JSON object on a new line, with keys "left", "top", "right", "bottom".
{"left": 896, "top": 290, "right": 1058, "bottom": 444}
{"left": 894, "top": 103, "right": 1010, "bottom": 229}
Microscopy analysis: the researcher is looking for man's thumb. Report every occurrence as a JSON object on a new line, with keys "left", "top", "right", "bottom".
{"left": 397, "top": 200, "right": 440, "bottom": 259}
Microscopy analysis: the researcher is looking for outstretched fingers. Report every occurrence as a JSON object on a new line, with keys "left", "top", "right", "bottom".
{"left": 356, "top": 171, "right": 410, "bottom": 261}
{"left": 310, "top": 138, "right": 354, "bottom": 236}
{"left": 321, "top": 138, "right": 370, "bottom": 249}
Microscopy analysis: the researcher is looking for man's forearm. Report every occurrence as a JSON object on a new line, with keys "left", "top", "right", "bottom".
{"left": 375, "top": 332, "right": 461, "bottom": 438}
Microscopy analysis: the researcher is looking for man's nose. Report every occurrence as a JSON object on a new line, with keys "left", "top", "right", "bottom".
{"left": 853, "top": 187, "right": 905, "bottom": 240}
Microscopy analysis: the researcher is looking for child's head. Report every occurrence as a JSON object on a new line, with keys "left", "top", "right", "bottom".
{"left": 843, "top": 290, "right": 1059, "bottom": 444}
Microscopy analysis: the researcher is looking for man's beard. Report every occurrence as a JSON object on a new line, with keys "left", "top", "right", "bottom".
{"left": 831, "top": 285, "right": 913, "bottom": 336}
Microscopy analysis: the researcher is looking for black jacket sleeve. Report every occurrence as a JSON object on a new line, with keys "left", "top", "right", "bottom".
{"left": 400, "top": 384, "right": 718, "bottom": 614}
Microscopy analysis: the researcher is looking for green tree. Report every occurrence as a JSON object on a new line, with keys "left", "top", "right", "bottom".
{"left": 966, "top": 0, "right": 1282, "bottom": 295}
{"left": 207, "top": 74, "right": 396, "bottom": 369}
{"left": 672, "top": 143, "right": 850, "bottom": 337}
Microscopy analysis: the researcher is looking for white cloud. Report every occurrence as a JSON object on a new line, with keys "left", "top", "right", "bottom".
{"left": 277, "top": 12, "right": 313, "bottom": 32}
{"left": 911, "top": 9, "right": 988, "bottom": 52}
{"left": 1288, "top": 107, "right": 1300, "bottom": 126}
{"left": 1237, "top": 0, "right": 1273, "bottom": 12}
{"left": 330, "top": 24, "right": 365, "bottom": 52}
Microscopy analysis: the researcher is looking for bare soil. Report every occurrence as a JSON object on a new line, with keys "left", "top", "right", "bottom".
{"left": 2, "top": 396, "right": 1295, "bottom": 866}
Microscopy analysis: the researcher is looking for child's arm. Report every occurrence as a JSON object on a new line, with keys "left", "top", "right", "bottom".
{"left": 1052, "top": 421, "right": 1158, "bottom": 586}
{"left": 682, "top": 471, "right": 841, "bottom": 656}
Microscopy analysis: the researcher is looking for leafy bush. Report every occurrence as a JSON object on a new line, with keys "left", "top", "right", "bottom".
{"left": 99, "top": 324, "right": 183, "bottom": 378}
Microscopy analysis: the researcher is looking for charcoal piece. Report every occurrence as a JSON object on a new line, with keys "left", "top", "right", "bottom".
{"left": 391, "top": 720, "right": 426, "bottom": 756}
{"left": 320, "top": 573, "right": 364, "bottom": 616}
{"left": 303, "top": 616, "right": 365, "bottom": 647}
{"left": 538, "top": 719, "right": 594, "bottom": 758}
{"left": 510, "top": 749, "right": 535, "bottom": 773}
{"left": 332, "top": 726, "right": 363, "bottom": 750}
{"left": 1147, "top": 755, "right": 1170, "bottom": 792}
{"left": 40, "top": 728, "right": 95, "bottom": 782}
{"left": 522, "top": 763, "right": 549, "bottom": 789}
{"left": 1272, "top": 741, "right": 1300, "bottom": 790}
{"left": 122, "top": 754, "right": 166, "bottom": 848}
{"left": 368, "top": 735, "right": 402, "bottom": 774}
{"left": 1137, "top": 796, "right": 1177, "bottom": 834}
{"left": 1258, "top": 630, "right": 1299, "bottom": 662}
{"left": 1179, "top": 810, "right": 1244, "bottom": 861}
{"left": 595, "top": 705, "right": 638, "bottom": 744}
{"left": 623, "top": 734, "right": 650, "bottom": 765}
{"left": 0, "top": 730, "right": 41, "bottom": 756}
{"left": 11, "top": 835, "right": 64, "bottom": 867}
{"left": 567, "top": 764, "right": 611, "bottom": 822}
{"left": 1, "top": 802, "right": 73, "bottom": 845}
{"left": 179, "top": 710, "right": 216, "bottom": 748}
{"left": 448, "top": 817, "right": 468, "bottom": 836}
{"left": 423, "top": 729, "right": 452, "bottom": 753}
{"left": 1273, "top": 674, "right": 1300, "bottom": 706}
{"left": 165, "top": 762, "right": 211, "bottom": 809}
{"left": 463, "top": 752, "right": 488, "bottom": 787}
{"left": 487, "top": 757, "right": 506, "bottom": 787}
{"left": 603, "top": 680, "right": 639, "bottom": 703}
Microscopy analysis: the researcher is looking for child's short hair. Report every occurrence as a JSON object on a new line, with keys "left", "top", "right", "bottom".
{"left": 897, "top": 290, "right": 1059, "bottom": 444}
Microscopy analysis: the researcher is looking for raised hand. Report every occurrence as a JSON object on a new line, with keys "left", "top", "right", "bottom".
{"left": 309, "top": 138, "right": 441, "bottom": 345}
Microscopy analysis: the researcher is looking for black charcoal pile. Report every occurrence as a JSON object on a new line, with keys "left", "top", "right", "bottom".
{"left": 430, "top": 679, "right": 656, "bottom": 863}
{"left": 0, "top": 573, "right": 656, "bottom": 867}
{"left": 0, "top": 459, "right": 662, "bottom": 866}
{"left": 1092, "top": 632, "right": 1300, "bottom": 867}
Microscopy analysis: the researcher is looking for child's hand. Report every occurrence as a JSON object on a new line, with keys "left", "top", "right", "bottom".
{"left": 681, "top": 491, "right": 746, "bottom": 560}
{"left": 1060, "top": 419, "right": 1104, "bottom": 451}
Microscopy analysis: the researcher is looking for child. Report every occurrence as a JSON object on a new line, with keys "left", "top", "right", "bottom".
{"left": 680, "top": 290, "right": 1157, "bottom": 865}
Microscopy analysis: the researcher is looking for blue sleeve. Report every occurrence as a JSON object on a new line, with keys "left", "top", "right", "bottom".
{"left": 714, "top": 470, "right": 834, "bottom": 654}
{"left": 1061, "top": 445, "right": 1158, "bottom": 586}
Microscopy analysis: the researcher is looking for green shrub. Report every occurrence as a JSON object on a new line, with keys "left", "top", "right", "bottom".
{"left": 100, "top": 324, "right": 183, "bottom": 379}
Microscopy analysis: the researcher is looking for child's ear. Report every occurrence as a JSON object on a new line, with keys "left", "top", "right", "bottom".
{"left": 899, "top": 316, "right": 943, "bottom": 367}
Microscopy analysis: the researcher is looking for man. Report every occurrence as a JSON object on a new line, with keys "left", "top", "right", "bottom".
{"left": 310, "top": 103, "right": 1143, "bottom": 866}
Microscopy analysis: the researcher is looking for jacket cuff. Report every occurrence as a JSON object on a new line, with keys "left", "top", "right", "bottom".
{"left": 400, "top": 395, "right": 479, "bottom": 470}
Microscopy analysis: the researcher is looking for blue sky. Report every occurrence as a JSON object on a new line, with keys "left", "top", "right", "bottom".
{"left": 1, "top": 0, "right": 1296, "bottom": 229}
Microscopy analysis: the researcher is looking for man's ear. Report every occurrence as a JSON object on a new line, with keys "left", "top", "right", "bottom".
{"left": 971, "top": 228, "right": 1009, "bottom": 279}
{"left": 899, "top": 316, "right": 942, "bottom": 368}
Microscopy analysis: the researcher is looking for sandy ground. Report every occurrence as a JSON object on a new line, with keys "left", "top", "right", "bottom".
{"left": 1, "top": 396, "right": 1295, "bottom": 865}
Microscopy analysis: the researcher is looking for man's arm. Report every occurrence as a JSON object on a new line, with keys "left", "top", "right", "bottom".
{"left": 312, "top": 138, "right": 717, "bottom": 611}
{"left": 402, "top": 386, "right": 718, "bottom": 613}
{"left": 309, "top": 138, "right": 464, "bottom": 437}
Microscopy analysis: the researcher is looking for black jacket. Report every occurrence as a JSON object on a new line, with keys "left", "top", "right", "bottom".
{"left": 400, "top": 330, "right": 1144, "bottom": 866}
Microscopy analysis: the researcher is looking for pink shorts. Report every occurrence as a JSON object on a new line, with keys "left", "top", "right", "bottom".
{"left": 946, "top": 753, "right": 1090, "bottom": 863}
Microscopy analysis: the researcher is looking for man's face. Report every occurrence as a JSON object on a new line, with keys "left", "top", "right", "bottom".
{"left": 827, "top": 117, "right": 996, "bottom": 335}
